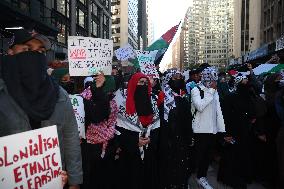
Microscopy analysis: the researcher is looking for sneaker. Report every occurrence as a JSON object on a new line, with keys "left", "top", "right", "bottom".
{"left": 196, "top": 177, "right": 213, "bottom": 189}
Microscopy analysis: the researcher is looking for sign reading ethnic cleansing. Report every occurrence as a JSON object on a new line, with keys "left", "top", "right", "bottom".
{"left": 0, "top": 126, "right": 63, "bottom": 189}
{"left": 69, "top": 95, "right": 85, "bottom": 139}
{"left": 136, "top": 50, "right": 159, "bottom": 78}
{"left": 68, "top": 36, "right": 113, "bottom": 76}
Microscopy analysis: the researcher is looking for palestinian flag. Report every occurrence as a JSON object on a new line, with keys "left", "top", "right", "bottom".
{"left": 133, "top": 23, "right": 180, "bottom": 67}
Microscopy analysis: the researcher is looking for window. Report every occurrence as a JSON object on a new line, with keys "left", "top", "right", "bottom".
{"left": 92, "top": 20, "right": 98, "bottom": 36}
{"left": 113, "top": 37, "right": 120, "bottom": 43}
{"left": 56, "top": 0, "right": 70, "bottom": 17}
{"left": 57, "top": 23, "right": 66, "bottom": 44}
{"left": 79, "top": 0, "right": 85, "bottom": 5}
{"left": 104, "top": 29, "right": 109, "bottom": 39}
{"left": 112, "top": 27, "right": 120, "bottom": 34}
{"left": 104, "top": 15, "right": 108, "bottom": 26}
{"left": 112, "top": 18, "right": 120, "bottom": 24}
{"left": 78, "top": 9, "right": 85, "bottom": 28}
{"left": 92, "top": 3, "right": 98, "bottom": 16}
{"left": 105, "top": 0, "right": 109, "bottom": 9}
{"left": 57, "top": 0, "right": 65, "bottom": 15}
{"left": 66, "top": 0, "right": 70, "bottom": 17}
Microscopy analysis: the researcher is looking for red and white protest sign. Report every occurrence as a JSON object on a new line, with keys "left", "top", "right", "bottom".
{"left": 68, "top": 36, "right": 113, "bottom": 76}
{"left": 0, "top": 126, "right": 63, "bottom": 189}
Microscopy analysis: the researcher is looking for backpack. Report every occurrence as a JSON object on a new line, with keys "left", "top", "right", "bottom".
{"left": 192, "top": 86, "right": 204, "bottom": 117}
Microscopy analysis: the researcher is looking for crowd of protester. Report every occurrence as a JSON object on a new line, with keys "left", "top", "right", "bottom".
{"left": 0, "top": 29, "right": 284, "bottom": 189}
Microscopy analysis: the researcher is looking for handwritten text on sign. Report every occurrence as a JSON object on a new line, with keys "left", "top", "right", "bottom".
{"left": 0, "top": 126, "right": 62, "bottom": 189}
{"left": 68, "top": 36, "right": 113, "bottom": 76}
{"left": 136, "top": 50, "right": 159, "bottom": 78}
{"left": 114, "top": 44, "right": 136, "bottom": 61}
{"left": 69, "top": 95, "right": 85, "bottom": 139}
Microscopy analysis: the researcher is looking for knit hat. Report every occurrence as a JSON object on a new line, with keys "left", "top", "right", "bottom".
{"left": 84, "top": 77, "right": 94, "bottom": 88}
{"left": 84, "top": 76, "right": 116, "bottom": 93}
{"left": 189, "top": 68, "right": 200, "bottom": 75}
{"left": 10, "top": 29, "right": 33, "bottom": 48}
{"left": 103, "top": 75, "right": 116, "bottom": 94}
{"left": 163, "top": 68, "right": 182, "bottom": 84}
{"left": 33, "top": 34, "right": 51, "bottom": 50}
{"left": 201, "top": 67, "right": 218, "bottom": 82}
{"left": 199, "top": 63, "right": 211, "bottom": 72}
{"left": 51, "top": 68, "right": 69, "bottom": 83}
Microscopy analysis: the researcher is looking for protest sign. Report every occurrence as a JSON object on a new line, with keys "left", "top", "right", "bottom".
{"left": 68, "top": 36, "right": 113, "bottom": 76}
{"left": 69, "top": 94, "right": 85, "bottom": 139}
{"left": 114, "top": 44, "right": 136, "bottom": 61}
{"left": 136, "top": 50, "right": 159, "bottom": 78}
{"left": 0, "top": 126, "right": 62, "bottom": 189}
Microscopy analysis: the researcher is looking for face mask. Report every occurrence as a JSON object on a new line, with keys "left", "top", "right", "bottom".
{"left": 134, "top": 85, "right": 153, "bottom": 116}
{"left": 169, "top": 79, "right": 185, "bottom": 93}
{"left": 135, "top": 85, "right": 148, "bottom": 99}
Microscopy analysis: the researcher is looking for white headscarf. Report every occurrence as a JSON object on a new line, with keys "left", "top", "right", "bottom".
{"left": 84, "top": 77, "right": 94, "bottom": 88}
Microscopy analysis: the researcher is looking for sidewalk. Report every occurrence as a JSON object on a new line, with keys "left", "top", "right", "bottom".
{"left": 188, "top": 163, "right": 267, "bottom": 189}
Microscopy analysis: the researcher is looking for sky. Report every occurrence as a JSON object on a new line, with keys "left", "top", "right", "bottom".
{"left": 152, "top": 0, "right": 192, "bottom": 40}
{"left": 150, "top": 0, "right": 193, "bottom": 71}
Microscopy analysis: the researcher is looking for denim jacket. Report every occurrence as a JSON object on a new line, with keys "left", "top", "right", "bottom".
{"left": 0, "top": 78, "right": 83, "bottom": 185}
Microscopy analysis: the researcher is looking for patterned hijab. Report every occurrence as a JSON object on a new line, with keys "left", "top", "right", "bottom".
{"left": 163, "top": 69, "right": 184, "bottom": 121}
{"left": 201, "top": 67, "right": 218, "bottom": 88}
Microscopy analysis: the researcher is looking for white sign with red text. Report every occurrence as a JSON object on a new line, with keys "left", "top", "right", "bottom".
{"left": 0, "top": 126, "right": 62, "bottom": 189}
{"left": 68, "top": 36, "right": 113, "bottom": 76}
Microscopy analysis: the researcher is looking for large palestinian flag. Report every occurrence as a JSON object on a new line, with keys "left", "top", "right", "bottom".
{"left": 133, "top": 23, "right": 180, "bottom": 67}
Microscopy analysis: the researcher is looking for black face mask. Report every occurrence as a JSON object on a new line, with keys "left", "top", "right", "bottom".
{"left": 134, "top": 85, "right": 153, "bottom": 116}
{"left": 169, "top": 79, "right": 185, "bottom": 93}
{"left": 1, "top": 51, "right": 59, "bottom": 124}
{"left": 61, "top": 81, "right": 75, "bottom": 94}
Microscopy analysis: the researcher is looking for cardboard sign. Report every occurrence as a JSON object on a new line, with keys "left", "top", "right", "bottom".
{"left": 136, "top": 50, "right": 159, "bottom": 78}
{"left": 0, "top": 126, "right": 62, "bottom": 189}
{"left": 69, "top": 95, "right": 85, "bottom": 139}
{"left": 68, "top": 36, "right": 113, "bottom": 76}
{"left": 114, "top": 44, "right": 136, "bottom": 61}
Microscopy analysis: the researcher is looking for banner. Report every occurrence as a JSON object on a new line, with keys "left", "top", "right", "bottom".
{"left": 114, "top": 44, "right": 136, "bottom": 61}
{"left": 136, "top": 50, "right": 159, "bottom": 78}
{"left": 68, "top": 36, "right": 113, "bottom": 76}
{"left": 0, "top": 126, "right": 62, "bottom": 189}
{"left": 69, "top": 95, "right": 85, "bottom": 139}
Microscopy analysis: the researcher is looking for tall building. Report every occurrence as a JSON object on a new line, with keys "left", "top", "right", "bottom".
{"left": 171, "top": 34, "right": 184, "bottom": 70}
{"left": 146, "top": 0, "right": 155, "bottom": 46}
{"left": 188, "top": 0, "right": 234, "bottom": 68}
{"left": 138, "top": 0, "right": 147, "bottom": 49}
{"left": 261, "top": 0, "right": 284, "bottom": 44}
{"left": 181, "top": 7, "right": 191, "bottom": 68}
{"left": 233, "top": 0, "right": 261, "bottom": 58}
{"left": 111, "top": 0, "right": 138, "bottom": 50}
{"left": 0, "top": 0, "right": 112, "bottom": 60}
{"left": 233, "top": 0, "right": 284, "bottom": 61}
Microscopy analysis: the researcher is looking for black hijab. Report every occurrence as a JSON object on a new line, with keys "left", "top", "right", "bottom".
{"left": 2, "top": 51, "right": 59, "bottom": 125}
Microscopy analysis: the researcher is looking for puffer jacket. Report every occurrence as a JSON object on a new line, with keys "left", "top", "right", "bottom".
{"left": 191, "top": 84, "right": 226, "bottom": 134}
